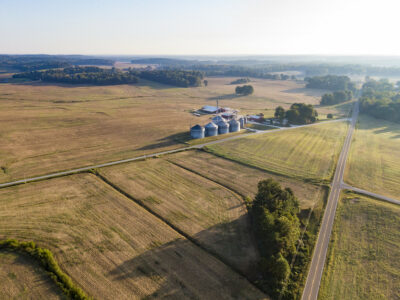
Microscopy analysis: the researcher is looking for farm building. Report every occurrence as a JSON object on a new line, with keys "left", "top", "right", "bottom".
{"left": 229, "top": 119, "right": 240, "bottom": 132}
{"left": 190, "top": 124, "right": 205, "bottom": 139}
{"left": 248, "top": 115, "right": 264, "bottom": 122}
{"left": 217, "top": 120, "right": 229, "bottom": 134}
{"left": 205, "top": 122, "right": 218, "bottom": 137}
{"left": 200, "top": 106, "right": 221, "bottom": 114}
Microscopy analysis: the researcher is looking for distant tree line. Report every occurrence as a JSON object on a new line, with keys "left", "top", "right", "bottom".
{"left": 136, "top": 69, "right": 203, "bottom": 87}
{"left": 0, "top": 55, "right": 114, "bottom": 72}
{"left": 14, "top": 67, "right": 139, "bottom": 85}
{"left": 305, "top": 75, "right": 356, "bottom": 91}
{"left": 320, "top": 90, "right": 353, "bottom": 106}
{"left": 235, "top": 85, "right": 254, "bottom": 95}
{"left": 230, "top": 77, "right": 250, "bottom": 84}
{"left": 275, "top": 103, "right": 318, "bottom": 124}
{"left": 360, "top": 78, "right": 400, "bottom": 123}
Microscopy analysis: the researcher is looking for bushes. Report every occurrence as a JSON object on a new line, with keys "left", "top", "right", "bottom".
{"left": 320, "top": 90, "right": 352, "bottom": 106}
{"left": 235, "top": 85, "right": 254, "bottom": 95}
{"left": 0, "top": 239, "right": 90, "bottom": 300}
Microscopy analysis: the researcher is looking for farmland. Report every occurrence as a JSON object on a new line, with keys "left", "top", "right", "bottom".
{"left": 0, "top": 251, "right": 62, "bottom": 299}
{"left": 168, "top": 150, "right": 326, "bottom": 209}
{"left": 319, "top": 192, "right": 400, "bottom": 300}
{"left": 0, "top": 78, "right": 337, "bottom": 184}
{"left": 0, "top": 173, "right": 267, "bottom": 300}
{"left": 206, "top": 121, "right": 348, "bottom": 182}
{"left": 99, "top": 158, "right": 259, "bottom": 276}
{"left": 345, "top": 115, "right": 400, "bottom": 199}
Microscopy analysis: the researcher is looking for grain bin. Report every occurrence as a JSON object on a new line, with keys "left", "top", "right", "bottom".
{"left": 190, "top": 124, "right": 205, "bottom": 139}
{"left": 205, "top": 122, "right": 218, "bottom": 137}
{"left": 217, "top": 120, "right": 229, "bottom": 134}
{"left": 238, "top": 117, "right": 245, "bottom": 129}
{"left": 212, "top": 115, "right": 224, "bottom": 124}
{"left": 229, "top": 119, "right": 240, "bottom": 132}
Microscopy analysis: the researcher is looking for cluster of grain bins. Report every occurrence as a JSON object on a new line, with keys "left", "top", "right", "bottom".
{"left": 190, "top": 116, "right": 247, "bottom": 139}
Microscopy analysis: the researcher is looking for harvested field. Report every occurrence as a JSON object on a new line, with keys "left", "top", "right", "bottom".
{"left": 0, "top": 251, "right": 62, "bottom": 299}
{"left": 168, "top": 150, "right": 326, "bottom": 209}
{"left": 0, "top": 78, "right": 340, "bottom": 183}
{"left": 100, "top": 158, "right": 259, "bottom": 276}
{"left": 319, "top": 192, "right": 400, "bottom": 300}
{"left": 0, "top": 173, "right": 267, "bottom": 300}
{"left": 345, "top": 115, "right": 400, "bottom": 199}
{"left": 206, "top": 121, "right": 348, "bottom": 181}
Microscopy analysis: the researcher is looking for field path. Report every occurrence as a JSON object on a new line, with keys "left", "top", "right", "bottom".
{"left": 341, "top": 183, "right": 400, "bottom": 205}
{"left": 0, "top": 118, "right": 347, "bottom": 189}
{"left": 302, "top": 101, "right": 359, "bottom": 300}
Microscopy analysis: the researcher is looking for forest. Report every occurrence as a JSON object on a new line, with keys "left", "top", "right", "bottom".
{"left": 360, "top": 78, "right": 400, "bottom": 123}
{"left": 320, "top": 90, "right": 353, "bottom": 105}
{"left": 136, "top": 69, "right": 203, "bottom": 87}
{"left": 305, "top": 75, "right": 356, "bottom": 91}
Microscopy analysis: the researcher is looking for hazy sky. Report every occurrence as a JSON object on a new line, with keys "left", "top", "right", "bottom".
{"left": 1, "top": 0, "right": 400, "bottom": 55}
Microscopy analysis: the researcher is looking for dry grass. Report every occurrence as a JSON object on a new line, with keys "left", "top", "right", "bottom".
{"left": 319, "top": 192, "right": 400, "bottom": 300}
{"left": 0, "top": 78, "right": 343, "bottom": 183}
{"left": 168, "top": 150, "right": 325, "bottom": 209}
{"left": 0, "top": 173, "right": 267, "bottom": 300}
{"left": 206, "top": 121, "right": 348, "bottom": 182}
{"left": 0, "top": 251, "right": 62, "bottom": 299}
{"left": 99, "top": 158, "right": 259, "bottom": 276}
{"left": 345, "top": 115, "right": 400, "bottom": 199}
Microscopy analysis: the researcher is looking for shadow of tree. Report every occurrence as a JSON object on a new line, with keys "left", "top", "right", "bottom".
{"left": 107, "top": 216, "right": 265, "bottom": 299}
{"left": 208, "top": 94, "right": 241, "bottom": 101}
{"left": 136, "top": 132, "right": 190, "bottom": 150}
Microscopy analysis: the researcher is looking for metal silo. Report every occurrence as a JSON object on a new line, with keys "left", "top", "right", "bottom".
{"left": 205, "top": 122, "right": 218, "bottom": 137}
{"left": 217, "top": 120, "right": 229, "bottom": 134}
{"left": 212, "top": 115, "right": 224, "bottom": 124}
{"left": 229, "top": 119, "right": 240, "bottom": 132}
{"left": 190, "top": 124, "right": 205, "bottom": 139}
{"left": 239, "top": 117, "right": 245, "bottom": 129}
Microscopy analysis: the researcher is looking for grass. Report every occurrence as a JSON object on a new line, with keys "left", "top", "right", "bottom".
{"left": 0, "top": 251, "right": 62, "bottom": 299}
{"left": 0, "top": 173, "right": 267, "bottom": 300}
{"left": 319, "top": 192, "right": 400, "bottom": 300}
{"left": 167, "top": 150, "right": 326, "bottom": 209}
{"left": 206, "top": 121, "right": 348, "bottom": 182}
{"left": 345, "top": 115, "right": 400, "bottom": 199}
{"left": 99, "top": 158, "right": 260, "bottom": 276}
{"left": 245, "top": 123, "right": 278, "bottom": 131}
{"left": 0, "top": 77, "right": 338, "bottom": 183}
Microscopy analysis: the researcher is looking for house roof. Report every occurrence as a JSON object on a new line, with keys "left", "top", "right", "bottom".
{"left": 201, "top": 105, "right": 219, "bottom": 112}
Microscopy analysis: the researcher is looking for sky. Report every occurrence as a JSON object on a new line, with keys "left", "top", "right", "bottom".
{"left": 1, "top": 0, "right": 400, "bottom": 55}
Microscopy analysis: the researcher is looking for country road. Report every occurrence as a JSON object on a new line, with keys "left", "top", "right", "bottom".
{"left": 0, "top": 118, "right": 347, "bottom": 189}
{"left": 301, "top": 101, "right": 359, "bottom": 300}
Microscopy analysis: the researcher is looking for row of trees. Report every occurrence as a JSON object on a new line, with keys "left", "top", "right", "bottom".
{"left": 136, "top": 69, "right": 203, "bottom": 87}
{"left": 305, "top": 75, "right": 356, "bottom": 91}
{"left": 235, "top": 85, "right": 254, "bottom": 95}
{"left": 230, "top": 77, "right": 250, "bottom": 84}
{"left": 14, "top": 67, "right": 139, "bottom": 85}
{"left": 250, "top": 179, "right": 301, "bottom": 298}
{"left": 360, "top": 78, "right": 400, "bottom": 123}
{"left": 320, "top": 90, "right": 352, "bottom": 105}
{"left": 275, "top": 103, "right": 318, "bottom": 124}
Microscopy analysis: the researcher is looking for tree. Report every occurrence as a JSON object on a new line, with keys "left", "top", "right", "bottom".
{"left": 235, "top": 85, "right": 254, "bottom": 95}
{"left": 203, "top": 80, "right": 208, "bottom": 87}
{"left": 285, "top": 103, "right": 318, "bottom": 124}
{"left": 327, "top": 113, "right": 333, "bottom": 119}
{"left": 274, "top": 106, "right": 285, "bottom": 121}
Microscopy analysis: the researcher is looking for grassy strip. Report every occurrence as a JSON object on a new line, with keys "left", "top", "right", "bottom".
{"left": 0, "top": 239, "right": 90, "bottom": 300}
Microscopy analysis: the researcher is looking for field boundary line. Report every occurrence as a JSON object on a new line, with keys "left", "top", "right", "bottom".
{"left": 341, "top": 184, "right": 400, "bottom": 206}
{"left": 91, "top": 171, "right": 268, "bottom": 297}
{"left": 0, "top": 118, "right": 347, "bottom": 190}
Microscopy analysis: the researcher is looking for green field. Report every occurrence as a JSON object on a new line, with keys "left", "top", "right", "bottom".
{"left": 319, "top": 192, "right": 400, "bottom": 299}
{"left": 168, "top": 150, "right": 326, "bottom": 209}
{"left": 100, "top": 158, "right": 259, "bottom": 276}
{"left": 206, "top": 121, "right": 348, "bottom": 181}
{"left": 345, "top": 115, "right": 400, "bottom": 199}
{"left": 0, "top": 173, "right": 266, "bottom": 300}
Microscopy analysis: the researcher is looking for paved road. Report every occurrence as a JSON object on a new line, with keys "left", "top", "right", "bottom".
{"left": 0, "top": 118, "right": 347, "bottom": 189}
{"left": 302, "top": 102, "right": 359, "bottom": 300}
{"left": 341, "top": 183, "right": 400, "bottom": 206}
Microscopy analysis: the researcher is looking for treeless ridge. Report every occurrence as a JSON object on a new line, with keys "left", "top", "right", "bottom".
{"left": 0, "top": 173, "right": 267, "bottom": 300}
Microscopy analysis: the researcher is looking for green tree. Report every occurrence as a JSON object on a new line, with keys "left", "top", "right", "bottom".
{"left": 203, "top": 79, "right": 208, "bottom": 86}
{"left": 275, "top": 106, "right": 285, "bottom": 121}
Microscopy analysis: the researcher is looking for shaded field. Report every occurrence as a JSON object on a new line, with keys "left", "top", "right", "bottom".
{"left": 168, "top": 150, "right": 325, "bottom": 209}
{"left": 0, "top": 251, "right": 62, "bottom": 300}
{"left": 0, "top": 174, "right": 267, "bottom": 300}
{"left": 0, "top": 78, "right": 340, "bottom": 183}
{"left": 345, "top": 115, "right": 400, "bottom": 199}
{"left": 99, "top": 158, "right": 259, "bottom": 276}
{"left": 206, "top": 122, "right": 348, "bottom": 182}
{"left": 319, "top": 192, "right": 400, "bottom": 300}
